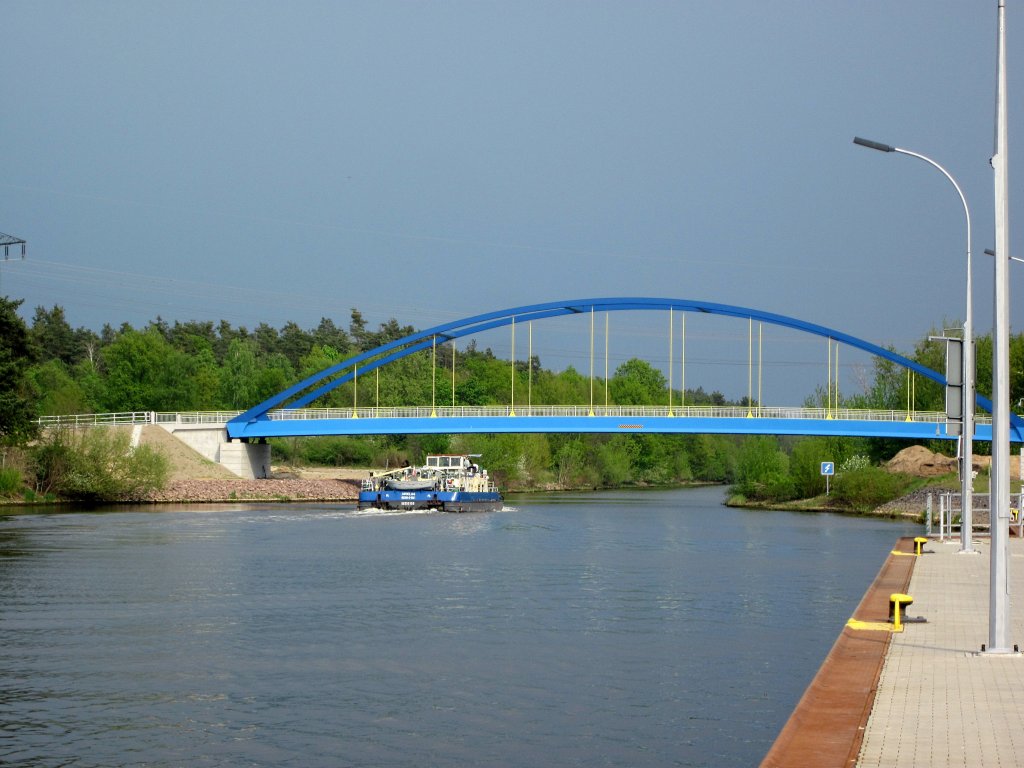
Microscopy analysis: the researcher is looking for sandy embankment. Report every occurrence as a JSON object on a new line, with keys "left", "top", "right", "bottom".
{"left": 136, "top": 427, "right": 364, "bottom": 503}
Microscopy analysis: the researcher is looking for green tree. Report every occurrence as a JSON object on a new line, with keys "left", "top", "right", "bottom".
{"left": 214, "top": 320, "right": 249, "bottom": 363}
{"left": 278, "top": 321, "right": 314, "bottom": 368}
{"left": 377, "top": 353, "right": 434, "bottom": 407}
{"left": 185, "top": 346, "right": 222, "bottom": 411}
{"left": 733, "top": 435, "right": 793, "bottom": 501}
{"left": 71, "top": 358, "right": 106, "bottom": 413}
{"left": 167, "top": 320, "right": 217, "bottom": 355}
{"left": 349, "top": 308, "right": 371, "bottom": 350}
{"left": 31, "top": 305, "right": 80, "bottom": 365}
{"left": 610, "top": 358, "right": 667, "bottom": 406}
{"left": 101, "top": 327, "right": 196, "bottom": 411}
{"left": 0, "top": 297, "right": 40, "bottom": 444}
{"left": 312, "top": 317, "right": 351, "bottom": 356}
{"left": 253, "top": 352, "right": 296, "bottom": 407}
{"left": 219, "top": 338, "right": 264, "bottom": 410}
{"left": 687, "top": 434, "right": 736, "bottom": 482}
{"left": 532, "top": 365, "right": 589, "bottom": 406}
{"left": 28, "top": 360, "right": 91, "bottom": 416}
{"left": 294, "top": 345, "right": 347, "bottom": 407}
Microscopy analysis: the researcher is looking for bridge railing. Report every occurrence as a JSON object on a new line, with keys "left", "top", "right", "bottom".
{"left": 267, "top": 404, "right": 967, "bottom": 423}
{"left": 37, "top": 411, "right": 158, "bottom": 427}
{"left": 36, "top": 411, "right": 244, "bottom": 428}
{"left": 36, "top": 406, "right": 980, "bottom": 427}
{"left": 154, "top": 411, "right": 245, "bottom": 425}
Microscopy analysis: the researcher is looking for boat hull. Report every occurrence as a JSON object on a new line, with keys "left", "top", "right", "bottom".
{"left": 357, "top": 489, "right": 503, "bottom": 513}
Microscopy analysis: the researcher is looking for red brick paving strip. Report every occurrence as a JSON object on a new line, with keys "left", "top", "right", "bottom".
{"left": 760, "top": 536, "right": 917, "bottom": 768}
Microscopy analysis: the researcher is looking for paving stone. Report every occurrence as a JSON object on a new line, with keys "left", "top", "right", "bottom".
{"left": 857, "top": 538, "right": 1024, "bottom": 767}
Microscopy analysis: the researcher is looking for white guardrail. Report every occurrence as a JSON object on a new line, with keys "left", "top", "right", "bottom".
{"left": 35, "top": 406, "right": 971, "bottom": 428}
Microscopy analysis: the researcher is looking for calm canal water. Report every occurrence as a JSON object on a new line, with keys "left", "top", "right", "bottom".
{"left": 0, "top": 487, "right": 916, "bottom": 767}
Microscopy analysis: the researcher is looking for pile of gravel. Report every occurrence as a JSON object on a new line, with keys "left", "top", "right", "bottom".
{"left": 872, "top": 488, "right": 937, "bottom": 519}
{"left": 874, "top": 487, "right": 995, "bottom": 525}
{"left": 141, "top": 478, "right": 361, "bottom": 503}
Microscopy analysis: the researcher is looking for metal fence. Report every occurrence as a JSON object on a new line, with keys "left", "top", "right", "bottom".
{"left": 928, "top": 490, "right": 1024, "bottom": 540}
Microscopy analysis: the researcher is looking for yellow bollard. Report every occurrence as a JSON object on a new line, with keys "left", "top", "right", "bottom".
{"left": 914, "top": 536, "right": 928, "bottom": 556}
{"left": 889, "top": 593, "right": 913, "bottom": 632}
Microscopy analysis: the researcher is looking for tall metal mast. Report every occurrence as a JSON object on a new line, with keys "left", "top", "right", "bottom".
{"left": 988, "top": 0, "right": 1013, "bottom": 654}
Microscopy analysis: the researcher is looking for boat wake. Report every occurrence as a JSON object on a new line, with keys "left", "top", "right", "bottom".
{"left": 347, "top": 506, "right": 441, "bottom": 518}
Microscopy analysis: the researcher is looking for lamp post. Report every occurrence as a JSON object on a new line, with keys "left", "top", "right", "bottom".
{"left": 987, "top": 0, "right": 1012, "bottom": 654}
{"left": 853, "top": 136, "right": 976, "bottom": 554}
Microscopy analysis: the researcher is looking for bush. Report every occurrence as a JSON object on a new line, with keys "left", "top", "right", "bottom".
{"left": 595, "top": 437, "right": 636, "bottom": 487}
{"left": 268, "top": 438, "right": 298, "bottom": 464}
{"left": 789, "top": 437, "right": 829, "bottom": 498}
{"left": 0, "top": 466, "right": 22, "bottom": 496}
{"left": 299, "top": 436, "right": 375, "bottom": 466}
{"left": 32, "top": 427, "right": 169, "bottom": 502}
{"left": 733, "top": 436, "right": 796, "bottom": 502}
{"left": 831, "top": 465, "right": 913, "bottom": 512}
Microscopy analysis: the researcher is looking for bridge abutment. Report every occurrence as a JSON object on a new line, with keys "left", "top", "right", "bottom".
{"left": 157, "top": 422, "right": 271, "bottom": 479}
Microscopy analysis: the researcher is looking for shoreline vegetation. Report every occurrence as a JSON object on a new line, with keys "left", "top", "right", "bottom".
{"left": 0, "top": 477, "right": 946, "bottom": 524}
{"left": 0, "top": 415, "right": 974, "bottom": 516}
{"left": 2, "top": 298, "right": 1018, "bottom": 516}
{"left": 0, "top": 458, "right": 952, "bottom": 521}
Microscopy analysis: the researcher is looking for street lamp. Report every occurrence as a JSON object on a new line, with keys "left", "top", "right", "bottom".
{"left": 987, "top": 0, "right": 1012, "bottom": 654}
{"left": 853, "top": 136, "right": 976, "bottom": 554}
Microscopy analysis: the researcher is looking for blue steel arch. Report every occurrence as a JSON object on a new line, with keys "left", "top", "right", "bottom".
{"left": 227, "top": 296, "right": 1000, "bottom": 431}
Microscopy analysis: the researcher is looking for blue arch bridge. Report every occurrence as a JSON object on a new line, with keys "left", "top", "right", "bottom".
{"left": 219, "top": 297, "right": 1023, "bottom": 446}
{"left": 42, "top": 298, "right": 1024, "bottom": 478}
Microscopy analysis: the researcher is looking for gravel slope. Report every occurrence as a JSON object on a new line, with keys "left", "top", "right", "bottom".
{"left": 142, "top": 478, "right": 360, "bottom": 503}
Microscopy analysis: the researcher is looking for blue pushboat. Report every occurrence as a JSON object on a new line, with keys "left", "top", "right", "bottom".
{"left": 357, "top": 454, "right": 502, "bottom": 513}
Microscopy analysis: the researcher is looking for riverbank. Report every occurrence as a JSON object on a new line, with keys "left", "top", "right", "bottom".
{"left": 0, "top": 441, "right": 970, "bottom": 508}
{"left": 136, "top": 464, "right": 363, "bottom": 502}
{"left": 725, "top": 487, "right": 940, "bottom": 521}
{"left": 725, "top": 446, "right": 972, "bottom": 521}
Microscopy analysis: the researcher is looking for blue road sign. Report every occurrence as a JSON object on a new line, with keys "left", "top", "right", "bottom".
{"left": 821, "top": 461, "right": 835, "bottom": 476}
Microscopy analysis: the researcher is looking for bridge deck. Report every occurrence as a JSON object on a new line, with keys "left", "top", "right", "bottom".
{"left": 40, "top": 407, "right": 1014, "bottom": 442}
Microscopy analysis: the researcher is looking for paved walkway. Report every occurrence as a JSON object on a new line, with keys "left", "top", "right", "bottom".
{"left": 857, "top": 537, "right": 1024, "bottom": 767}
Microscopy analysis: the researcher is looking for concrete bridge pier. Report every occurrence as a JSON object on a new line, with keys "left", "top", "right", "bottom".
{"left": 220, "top": 440, "right": 272, "bottom": 480}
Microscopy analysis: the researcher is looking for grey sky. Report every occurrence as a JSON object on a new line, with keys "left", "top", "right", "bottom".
{"left": 0, "top": 1, "right": 1019, "bottom": 403}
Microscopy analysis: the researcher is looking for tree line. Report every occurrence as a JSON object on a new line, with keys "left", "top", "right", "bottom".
{"left": 2, "top": 294, "right": 1022, "bottom": 506}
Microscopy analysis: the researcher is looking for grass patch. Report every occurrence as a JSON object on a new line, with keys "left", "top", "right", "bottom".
{"left": 0, "top": 467, "right": 22, "bottom": 496}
